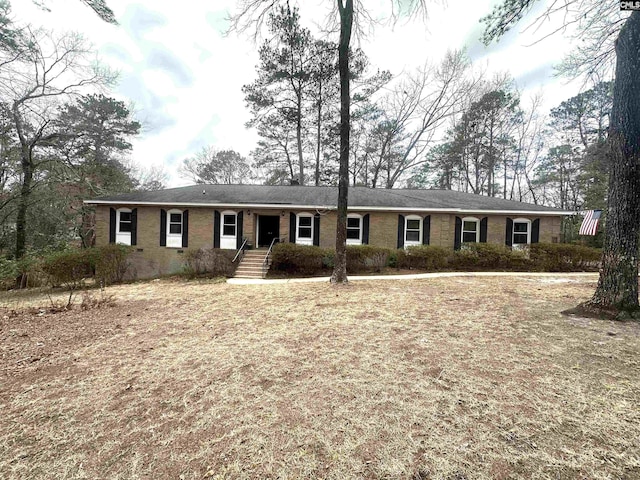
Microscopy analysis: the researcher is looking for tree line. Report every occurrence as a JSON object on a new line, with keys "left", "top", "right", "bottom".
{"left": 0, "top": 0, "right": 161, "bottom": 258}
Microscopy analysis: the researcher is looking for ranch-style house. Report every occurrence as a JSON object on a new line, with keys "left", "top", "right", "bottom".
{"left": 84, "top": 184, "right": 571, "bottom": 278}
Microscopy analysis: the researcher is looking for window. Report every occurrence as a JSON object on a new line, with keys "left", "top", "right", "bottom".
{"left": 223, "top": 214, "right": 236, "bottom": 236}
{"left": 220, "top": 211, "right": 237, "bottom": 250}
{"left": 461, "top": 217, "right": 479, "bottom": 243}
{"left": 296, "top": 213, "right": 313, "bottom": 245}
{"left": 405, "top": 215, "right": 422, "bottom": 246}
{"left": 512, "top": 218, "right": 531, "bottom": 246}
{"left": 116, "top": 208, "right": 132, "bottom": 245}
{"left": 166, "top": 209, "right": 183, "bottom": 248}
{"left": 347, "top": 214, "right": 362, "bottom": 245}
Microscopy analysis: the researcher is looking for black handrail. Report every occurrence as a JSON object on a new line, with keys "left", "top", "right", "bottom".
{"left": 232, "top": 237, "right": 248, "bottom": 263}
{"left": 262, "top": 237, "right": 281, "bottom": 276}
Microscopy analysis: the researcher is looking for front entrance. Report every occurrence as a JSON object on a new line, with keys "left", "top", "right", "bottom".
{"left": 257, "top": 215, "right": 280, "bottom": 247}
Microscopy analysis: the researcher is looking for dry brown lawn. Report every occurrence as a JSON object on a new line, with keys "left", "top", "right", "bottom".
{"left": 1, "top": 275, "right": 639, "bottom": 480}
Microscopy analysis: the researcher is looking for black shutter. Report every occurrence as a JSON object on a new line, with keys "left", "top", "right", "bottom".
{"left": 109, "top": 208, "right": 116, "bottom": 244}
{"left": 289, "top": 212, "right": 296, "bottom": 243}
{"left": 182, "top": 210, "right": 189, "bottom": 248}
{"left": 454, "top": 216, "right": 462, "bottom": 250}
{"left": 213, "top": 211, "right": 220, "bottom": 248}
{"left": 362, "top": 214, "right": 370, "bottom": 245}
{"left": 422, "top": 215, "right": 431, "bottom": 245}
{"left": 313, "top": 213, "right": 320, "bottom": 246}
{"left": 505, "top": 218, "right": 513, "bottom": 247}
{"left": 397, "top": 215, "right": 405, "bottom": 249}
{"left": 480, "top": 217, "right": 488, "bottom": 243}
{"left": 131, "top": 208, "right": 138, "bottom": 246}
{"left": 160, "top": 209, "right": 167, "bottom": 247}
{"left": 236, "top": 211, "right": 244, "bottom": 249}
{"left": 531, "top": 218, "right": 540, "bottom": 243}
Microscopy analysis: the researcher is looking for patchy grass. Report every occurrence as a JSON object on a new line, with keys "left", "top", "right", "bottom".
{"left": 1, "top": 275, "right": 639, "bottom": 479}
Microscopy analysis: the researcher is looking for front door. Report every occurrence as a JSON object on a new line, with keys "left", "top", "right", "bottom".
{"left": 258, "top": 215, "right": 280, "bottom": 247}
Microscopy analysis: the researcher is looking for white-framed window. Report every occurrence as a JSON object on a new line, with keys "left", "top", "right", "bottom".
{"left": 116, "top": 208, "right": 132, "bottom": 246}
{"left": 461, "top": 217, "right": 480, "bottom": 244}
{"left": 347, "top": 214, "right": 362, "bottom": 245}
{"left": 220, "top": 210, "right": 237, "bottom": 250}
{"left": 405, "top": 215, "right": 422, "bottom": 247}
{"left": 166, "top": 209, "right": 183, "bottom": 248}
{"left": 296, "top": 213, "right": 313, "bottom": 245}
{"left": 512, "top": 218, "right": 531, "bottom": 248}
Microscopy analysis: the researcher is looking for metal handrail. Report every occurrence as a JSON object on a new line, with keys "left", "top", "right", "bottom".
{"left": 232, "top": 237, "right": 248, "bottom": 263}
{"left": 261, "top": 236, "right": 281, "bottom": 276}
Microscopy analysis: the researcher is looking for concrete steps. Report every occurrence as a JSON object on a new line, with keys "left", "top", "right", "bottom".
{"left": 234, "top": 249, "right": 272, "bottom": 279}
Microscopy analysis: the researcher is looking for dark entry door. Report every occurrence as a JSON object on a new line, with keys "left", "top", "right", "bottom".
{"left": 258, "top": 215, "right": 280, "bottom": 247}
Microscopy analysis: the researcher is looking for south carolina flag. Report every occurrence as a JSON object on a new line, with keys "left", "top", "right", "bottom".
{"left": 579, "top": 210, "right": 602, "bottom": 236}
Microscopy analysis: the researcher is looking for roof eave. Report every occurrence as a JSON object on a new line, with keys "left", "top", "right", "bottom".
{"left": 83, "top": 199, "right": 572, "bottom": 216}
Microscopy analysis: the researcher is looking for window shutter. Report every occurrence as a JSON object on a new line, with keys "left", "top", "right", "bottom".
{"left": 289, "top": 213, "right": 296, "bottom": 243}
{"left": 505, "top": 218, "right": 513, "bottom": 247}
{"left": 109, "top": 208, "right": 116, "bottom": 244}
{"left": 480, "top": 217, "right": 488, "bottom": 243}
{"left": 422, "top": 215, "right": 431, "bottom": 245}
{"left": 454, "top": 216, "right": 462, "bottom": 250}
{"left": 160, "top": 209, "right": 167, "bottom": 247}
{"left": 182, "top": 210, "right": 189, "bottom": 248}
{"left": 236, "top": 211, "right": 244, "bottom": 249}
{"left": 131, "top": 208, "right": 138, "bottom": 246}
{"left": 362, "top": 214, "right": 370, "bottom": 245}
{"left": 213, "top": 211, "right": 220, "bottom": 248}
{"left": 313, "top": 213, "right": 320, "bottom": 246}
{"left": 531, "top": 218, "right": 540, "bottom": 243}
{"left": 397, "top": 215, "right": 405, "bottom": 249}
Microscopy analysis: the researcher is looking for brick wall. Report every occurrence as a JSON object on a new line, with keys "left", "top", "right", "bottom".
{"left": 96, "top": 205, "right": 564, "bottom": 278}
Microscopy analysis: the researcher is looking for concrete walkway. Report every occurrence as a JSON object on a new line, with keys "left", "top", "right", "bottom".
{"left": 227, "top": 271, "right": 599, "bottom": 285}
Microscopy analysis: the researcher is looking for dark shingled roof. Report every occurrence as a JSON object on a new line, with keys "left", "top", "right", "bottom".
{"left": 86, "top": 184, "right": 568, "bottom": 214}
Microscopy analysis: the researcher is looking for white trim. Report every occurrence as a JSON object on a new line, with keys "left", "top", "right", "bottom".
{"left": 115, "top": 208, "right": 132, "bottom": 246}
{"left": 296, "top": 212, "right": 314, "bottom": 246}
{"left": 461, "top": 216, "right": 480, "bottom": 244}
{"left": 220, "top": 210, "right": 237, "bottom": 250}
{"left": 85, "top": 200, "right": 571, "bottom": 216}
{"left": 404, "top": 214, "right": 422, "bottom": 247}
{"left": 166, "top": 209, "right": 183, "bottom": 248}
{"left": 346, "top": 213, "right": 363, "bottom": 245}
{"left": 512, "top": 217, "right": 531, "bottom": 247}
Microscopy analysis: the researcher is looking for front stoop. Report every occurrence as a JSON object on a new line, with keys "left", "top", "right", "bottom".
{"left": 234, "top": 249, "right": 271, "bottom": 279}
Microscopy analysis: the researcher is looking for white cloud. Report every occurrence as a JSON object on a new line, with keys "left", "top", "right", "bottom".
{"left": 10, "top": 0, "right": 588, "bottom": 187}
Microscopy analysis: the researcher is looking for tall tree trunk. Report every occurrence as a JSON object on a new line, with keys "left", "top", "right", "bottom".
{"left": 315, "top": 83, "right": 323, "bottom": 186}
{"left": 330, "top": 0, "right": 353, "bottom": 285}
{"left": 296, "top": 94, "right": 305, "bottom": 184}
{"left": 15, "top": 149, "right": 32, "bottom": 260}
{"left": 589, "top": 12, "right": 640, "bottom": 312}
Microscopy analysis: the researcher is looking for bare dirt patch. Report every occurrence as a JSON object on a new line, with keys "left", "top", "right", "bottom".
{"left": 1, "top": 276, "right": 639, "bottom": 479}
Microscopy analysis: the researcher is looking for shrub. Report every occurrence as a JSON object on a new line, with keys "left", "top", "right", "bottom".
{"left": 271, "top": 243, "right": 332, "bottom": 275}
{"left": 529, "top": 243, "right": 601, "bottom": 272}
{"left": 452, "top": 243, "right": 520, "bottom": 270}
{"left": 396, "top": 245, "right": 450, "bottom": 271}
{"left": 41, "top": 249, "right": 93, "bottom": 306}
{"left": 89, "top": 244, "right": 135, "bottom": 285}
{"left": 346, "top": 245, "right": 391, "bottom": 273}
{"left": 184, "top": 247, "right": 236, "bottom": 278}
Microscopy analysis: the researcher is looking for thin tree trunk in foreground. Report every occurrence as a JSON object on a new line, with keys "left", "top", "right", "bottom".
{"left": 588, "top": 12, "right": 640, "bottom": 313}
{"left": 330, "top": 0, "right": 353, "bottom": 284}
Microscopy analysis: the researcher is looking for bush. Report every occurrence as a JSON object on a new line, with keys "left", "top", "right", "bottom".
{"left": 271, "top": 243, "right": 331, "bottom": 275}
{"left": 396, "top": 245, "right": 450, "bottom": 271}
{"left": 529, "top": 243, "right": 601, "bottom": 272}
{"left": 41, "top": 249, "right": 93, "bottom": 295}
{"left": 346, "top": 245, "right": 391, "bottom": 273}
{"left": 89, "top": 244, "right": 134, "bottom": 285}
{"left": 184, "top": 247, "right": 236, "bottom": 278}
{"left": 451, "top": 243, "right": 522, "bottom": 271}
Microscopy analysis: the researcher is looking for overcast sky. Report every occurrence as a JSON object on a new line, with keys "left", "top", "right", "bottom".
{"left": 12, "top": 0, "right": 589, "bottom": 187}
